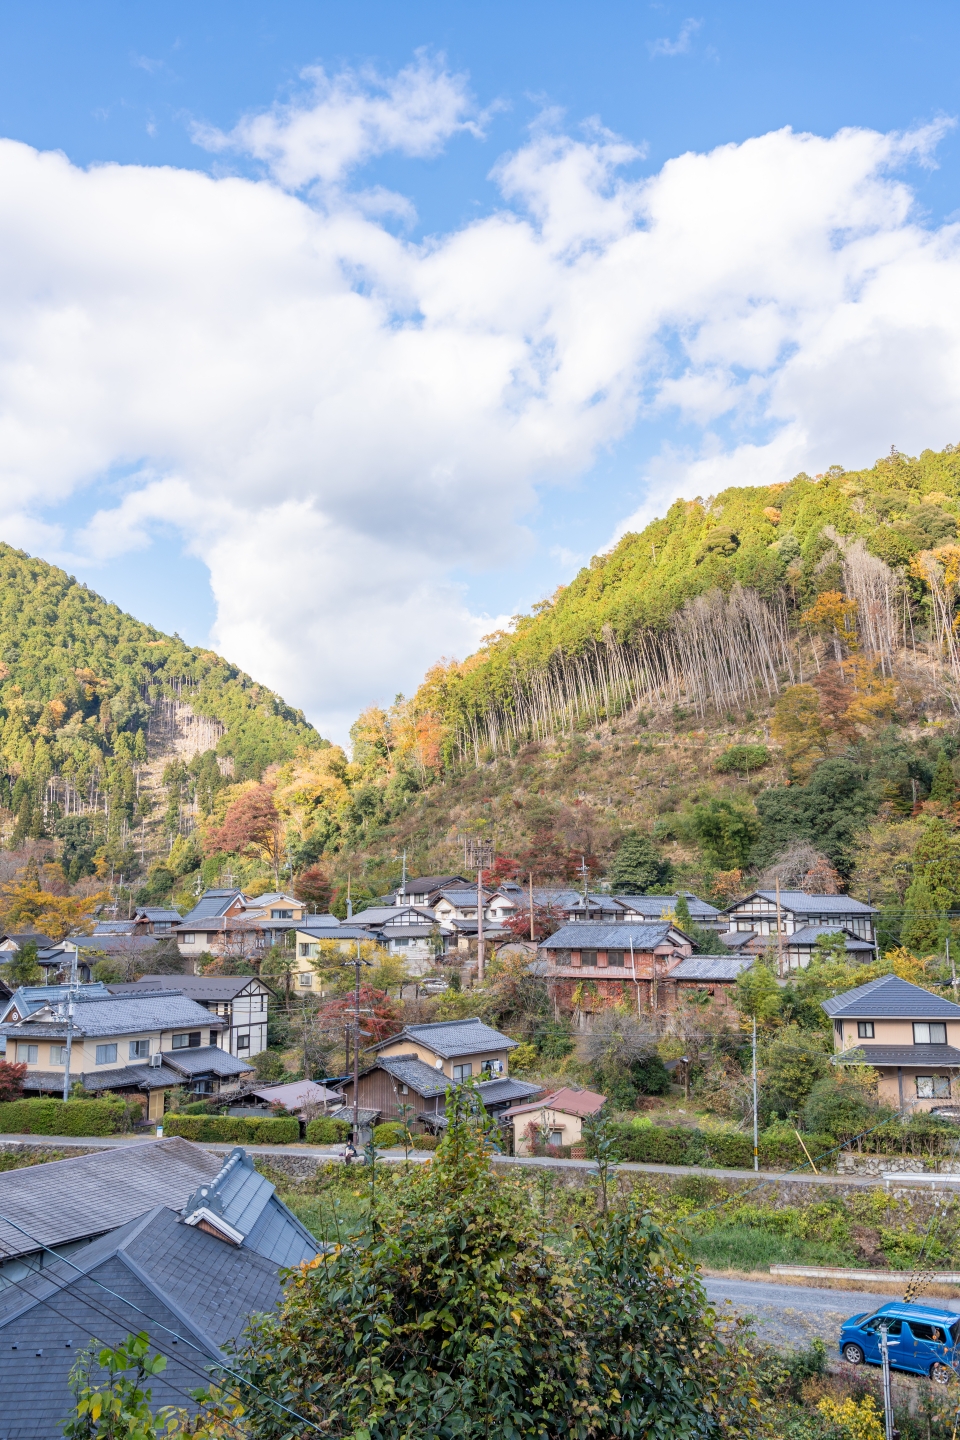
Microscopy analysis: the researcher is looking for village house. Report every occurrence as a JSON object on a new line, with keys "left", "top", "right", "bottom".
{"left": 720, "top": 890, "right": 878, "bottom": 963}
{"left": 337, "top": 1053, "right": 541, "bottom": 1127}
{"left": 350, "top": 904, "right": 447, "bottom": 972}
{"left": 292, "top": 923, "right": 384, "bottom": 991}
{"left": 660, "top": 955, "right": 755, "bottom": 1012}
{"left": 369, "top": 1016, "right": 518, "bottom": 1080}
{"left": 106, "top": 973, "right": 270, "bottom": 1057}
{"left": 504, "top": 1087, "right": 606, "bottom": 1156}
{"left": 536, "top": 921, "right": 694, "bottom": 1022}
{"left": 386, "top": 874, "right": 473, "bottom": 906}
{"left": 825, "top": 974, "right": 960, "bottom": 1113}
{"left": 0, "top": 990, "right": 253, "bottom": 1121}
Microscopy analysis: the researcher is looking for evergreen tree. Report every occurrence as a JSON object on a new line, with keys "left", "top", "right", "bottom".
{"left": 901, "top": 870, "right": 940, "bottom": 953}
{"left": 610, "top": 831, "right": 671, "bottom": 892}
{"left": 6, "top": 941, "right": 41, "bottom": 987}
{"left": 901, "top": 817, "right": 960, "bottom": 952}
{"left": 930, "top": 750, "right": 957, "bottom": 804}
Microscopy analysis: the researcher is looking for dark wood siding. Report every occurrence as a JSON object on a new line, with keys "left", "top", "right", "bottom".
{"left": 338, "top": 1066, "right": 444, "bottom": 1121}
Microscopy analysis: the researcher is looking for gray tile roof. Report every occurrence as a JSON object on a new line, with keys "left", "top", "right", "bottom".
{"left": 392, "top": 875, "right": 472, "bottom": 895}
{"left": 107, "top": 975, "right": 262, "bottom": 1001}
{"left": 374, "top": 1018, "right": 517, "bottom": 1059}
{"left": 834, "top": 1044, "right": 960, "bottom": 1067}
{"left": 0, "top": 1201, "right": 305, "bottom": 1436}
{"left": 160, "top": 1045, "right": 253, "bottom": 1078}
{"left": 822, "top": 974, "right": 960, "bottom": 1020}
{"left": 475, "top": 1077, "right": 542, "bottom": 1106}
{"left": 181, "top": 1147, "right": 318, "bottom": 1266}
{"left": 614, "top": 892, "right": 722, "bottom": 919}
{"left": 92, "top": 919, "right": 137, "bottom": 934}
{"left": 135, "top": 908, "right": 183, "bottom": 923}
{"left": 0, "top": 1138, "right": 221, "bottom": 1261}
{"left": 669, "top": 956, "right": 755, "bottom": 981}
{"left": 375, "top": 1053, "right": 452, "bottom": 1097}
{"left": 0, "top": 991, "right": 226, "bottom": 1040}
{"left": 538, "top": 923, "right": 684, "bottom": 950}
{"left": 73, "top": 934, "right": 167, "bottom": 953}
{"left": 729, "top": 890, "right": 878, "bottom": 915}
{"left": 179, "top": 890, "right": 244, "bottom": 925}
{"left": 0, "top": 983, "right": 113, "bottom": 1023}
{"left": 787, "top": 925, "right": 875, "bottom": 950}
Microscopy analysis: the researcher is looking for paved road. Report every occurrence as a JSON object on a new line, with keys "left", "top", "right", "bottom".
{"left": 704, "top": 1277, "right": 960, "bottom": 1349}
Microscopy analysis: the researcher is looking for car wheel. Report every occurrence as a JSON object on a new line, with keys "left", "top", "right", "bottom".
{"left": 842, "top": 1343, "right": 865, "bottom": 1366}
{"left": 931, "top": 1362, "right": 953, "bottom": 1386}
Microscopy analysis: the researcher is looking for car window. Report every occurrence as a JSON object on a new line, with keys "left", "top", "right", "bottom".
{"left": 865, "top": 1318, "right": 902, "bottom": 1336}
{"left": 908, "top": 1322, "right": 944, "bottom": 1342}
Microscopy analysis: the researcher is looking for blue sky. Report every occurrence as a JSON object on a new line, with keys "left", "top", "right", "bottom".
{"left": 1, "top": 2, "right": 960, "bottom": 738}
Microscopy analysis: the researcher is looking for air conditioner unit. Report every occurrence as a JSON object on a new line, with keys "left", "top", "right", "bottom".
{"left": 149, "top": 1054, "right": 163, "bottom": 1068}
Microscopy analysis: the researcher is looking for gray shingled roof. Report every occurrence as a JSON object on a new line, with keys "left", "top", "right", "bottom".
{"left": 0, "top": 1202, "right": 300, "bottom": 1436}
{"left": 374, "top": 1018, "right": 517, "bottom": 1059}
{"left": 833, "top": 1044, "right": 960, "bottom": 1067}
{"left": 0, "top": 991, "right": 226, "bottom": 1040}
{"left": 160, "top": 1045, "right": 253, "bottom": 1078}
{"left": 822, "top": 974, "right": 960, "bottom": 1019}
{"left": 180, "top": 1146, "right": 318, "bottom": 1266}
{"left": 475, "top": 1077, "right": 542, "bottom": 1106}
{"left": 669, "top": 956, "right": 755, "bottom": 981}
{"left": 538, "top": 923, "right": 684, "bottom": 950}
{"left": 730, "top": 890, "right": 878, "bottom": 915}
{"left": 375, "top": 1053, "right": 452, "bottom": 1097}
{"left": 0, "top": 1138, "right": 221, "bottom": 1261}
{"left": 179, "top": 889, "right": 244, "bottom": 925}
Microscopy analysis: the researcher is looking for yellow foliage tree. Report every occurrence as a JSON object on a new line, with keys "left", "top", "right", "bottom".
{"left": 771, "top": 684, "right": 830, "bottom": 780}
{"left": 0, "top": 876, "right": 108, "bottom": 942}
{"left": 801, "top": 590, "right": 859, "bottom": 652}
{"left": 816, "top": 1394, "right": 883, "bottom": 1440}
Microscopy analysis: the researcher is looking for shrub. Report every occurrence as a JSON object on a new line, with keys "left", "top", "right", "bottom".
{"left": 373, "top": 1122, "right": 404, "bottom": 1147}
{"left": 0, "top": 1097, "right": 141, "bottom": 1137}
{"left": 163, "top": 1114, "right": 299, "bottom": 1144}
{"left": 714, "top": 744, "right": 770, "bottom": 774}
{"left": 305, "top": 1115, "right": 351, "bottom": 1145}
{"left": 415, "top": 1133, "right": 440, "bottom": 1150}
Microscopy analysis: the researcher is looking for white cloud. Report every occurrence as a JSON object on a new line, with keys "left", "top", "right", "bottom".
{"left": 648, "top": 18, "right": 702, "bottom": 58}
{"left": 0, "top": 64, "right": 958, "bottom": 739}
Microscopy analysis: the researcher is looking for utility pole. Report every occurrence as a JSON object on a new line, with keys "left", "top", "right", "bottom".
{"left": 61, "top": 945, "right": 80, "bottom": 1103}
{"left": 950, "top": 936, "right": 957, "bottom": 992}
{"left": 346, "top": 874, "right": 352, "bottom": 920}
{"left": 400, "top": 850, "right": 407, "bottom": 902}
{"left": 879, "top": 1324, "right": 894, "bottom": 1440}
{"left": 752, "top": 1016, "right": 759, "bottom": 1172}
{"left": 528, "top": 871, "right": 535, "bottom": 944}
{"left": 775, "top": 876, "right": 784, "bottom": 979}
{"left": 580, "top": 854, "right": 589, "bottom": 904}
{"left": 477, "top": 864, "right": 486, "bottom": 984}
{"left": 344, "top": 943, "right": 372, "bottom": 1142}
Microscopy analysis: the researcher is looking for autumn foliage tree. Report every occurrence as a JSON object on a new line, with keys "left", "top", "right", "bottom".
{"left": 0, "top": 871, "right": 107, "bottom": 942}
{"left": 204, "top": 785, "right": 284, "bottom": 885}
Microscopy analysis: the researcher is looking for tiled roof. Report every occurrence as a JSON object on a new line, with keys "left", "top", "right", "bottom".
{"left": 834, "top": 1044, "right": 960, "bottom": 1067}
{"left": 718, "top": 929, "right": 758, "bottom": 950}
{"left": 614, "top": 892, "right": 721, "bottom": 919}
{"left": 374, "top": 1018, "right": 517, "bottom": 1059}
{"left": 822, "top": 974, "right": 960, "bottom": 1019}
{"left": 787, "top": 925, "right": 875, "bottom": 950}
{"left": 392, "top": 875, "right": 472, "bottom": 894}
{"left": 0, "top": 1137, "right": 221, "bottom": 1260}
{"left": 0, "top": 990, "right": 225, "bottom": 1040}
{"left": 181, "top": 1146, "right": 318, "bottom": 1266}
{"left": 107, "top": 975, "right": 261, "bottom": 1001}
{"left": 161, "top": 1044, "right": 253, "bottom": 1078}
{"left": 0, "top": 982, "right": 112, "bottom": 1021}
{"left": 179, "top": 890, "right": 244, "bottom": 925}
{"left": 250, "top": 1079, "right": 340, "bottom": 1109}
{"left": 73, "top": 933, "right": 167, "bottom": 953}
{"left": 729, "top": 890, "right": 878, "bottom": 915}
{"left": 135, "top": 907, "right": 183, "bottom": 922}
{"left": 93, "top": 919, "right": 138, "bottom": 934}
{"left": 475, "top": 1077, "right": 542, "bottom": 1106}
{"left": 374, "top": 1053, "right": 450, "bottom": 1097}
{"left": 669, "top": 956, "right": 755, "bottom": 981}
{"left": 538, "top": 923, "right": 683, "bottom": 950}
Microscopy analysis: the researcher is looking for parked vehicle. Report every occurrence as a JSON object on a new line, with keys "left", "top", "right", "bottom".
{"left": 840, "top": 1303, "right": 960, "bottom": 1384}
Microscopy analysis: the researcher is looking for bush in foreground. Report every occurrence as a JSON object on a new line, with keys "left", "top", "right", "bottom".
{"left": 163, "top": 1114, "right": 299, "bottom": 1144}
{"left": 214, "top": 1089, "right": 762, "bottom": 1439}
{"left": 0, "top": 1097, "right": 142, "bottom": 1136}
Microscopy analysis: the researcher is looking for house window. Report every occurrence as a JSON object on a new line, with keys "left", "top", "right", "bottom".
{"left": 172, "top": 1032, "right": 202, "bottom": 1049}
{"left": 452, "top": 1063, "right": 473, "bottom": 1081}
{"left": 49, "top": 1045, "right": 67, "bottom": 1065}
{"left": 916, "top": 1075, "right": 951, "bottom": 1098}
{"left": 580, "top": 950, "right": 597, "bottom": 967}
{"left": 181, "top": 933, "right": 196, "bottom": 945}
{"left": 549, "top": 1130, "right": 564, "bottom": 1146}
{"left": 400, "top": 1084, "right": 409, "bottom": 1094}
{"left": 237, "top": 1034, "right": 250, "bottom": 1050}
{"left": 271, "top": 909, "right": 293, "bottom": 919}
{"left": 16, "top": 1043, "right": 38, "bottom": 1063}
{"left": 857, "top": 1022, "right": 875, "bottom": 1039}
{"left": 481, "top": 1058, "right": 503, "bottom": 1076}
{"left": 607, "top": 950, "right": 625, "bottom": 967}
{"left": 95, "top": 1044, "right": 118, "bottom": 1065}
{"left": 129, "top": 1040, "right": 150, "bottom": 1059}
{"left": 914, "top": 1023, "right": 948, "bottom": 1045}
{"left": 298, "top": 972, "right": 313, "bottom": 987}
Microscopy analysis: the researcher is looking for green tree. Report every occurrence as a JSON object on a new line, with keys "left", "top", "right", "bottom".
{"left": 764, "top": 1026, "right": 832, "bottom": 1117}
{"left": 734, "top": 961, "right": 782, "bottom": 1025}
{"left": 64, "top": 1331, "right": 190, "bottom": 1439}
{"left": 686, "top": 798, "right": 760, "bottom": 870}
{"left": 901, "top": 817, "right": 960, "bottom": 952}
{"left": 930, "top": 750, "right": 957, "bottom": 804}
{"left": 610, "top": 831, "right": 672, "bottom": 892}
{"left": 6, "top": 940, "right": 41, "bottom": 987}
{"left": 802, "top": 1069, "right": 880, "bottom": 1141}
{"left": 215, "top": 1086, "right": 762, "bottom": 1438}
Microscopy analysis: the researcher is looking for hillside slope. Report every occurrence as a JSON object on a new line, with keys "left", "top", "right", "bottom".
{"left": 0, "top": 544, "right": 325, "bottom": 883}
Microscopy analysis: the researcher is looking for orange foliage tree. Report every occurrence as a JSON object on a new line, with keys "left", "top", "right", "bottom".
{"left": 0, "top": 873, "right": 108, "bottom": 942}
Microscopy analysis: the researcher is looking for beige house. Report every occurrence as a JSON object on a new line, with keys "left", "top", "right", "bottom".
{"left": 0, "top": 988, "right": 252, "bottom": 1122}
{"left": 825, "top": 974, "right": 960, "bottom": 1112}
{"left": 504, "top": 1087, "right": 606, "bottom": 1155}
{"left": 369, "top": 1017, "right": 516, "bottom": 1082}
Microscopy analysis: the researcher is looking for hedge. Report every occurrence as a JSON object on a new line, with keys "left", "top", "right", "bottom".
{"left": 373, "top": 1122, "right": 405, "bottom": 1147}
{"left": 0, "top": 1097, "right": 142, "bottom": 1137}
{"left": 163, "top": 1114, "right": 300, "bottom": 1144}
{"left": 305, "top": 1116, "right": 351, "bottom": 1145}
{"left": 602, "top": 1123, "right": 837, "bottom": 1171}
{"left": 414, "top": 1134, "right": 440, "bottom": 1151}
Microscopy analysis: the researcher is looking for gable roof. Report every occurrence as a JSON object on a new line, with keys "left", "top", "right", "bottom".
{"left": 0, "top": 981, "right": 113, "bottom": 1024}
{"left": 726, "top": 890, "right": 878, "bottom": 915}
{"left": 371, "top": 1017, "right": 517, "bottom": 1059}
{"left": 504, "top": 1086, "right": 606, "bottom": 1119}
{"left": 178, "top": 889, "right": 245, "bottom": 925}
{"left": 180, "top": 1146, "right": 318, "bottom": 1265}
{"left": 614, "top": 893, "right": 722, "bottom": 920}
{"left": 669, "top": 956, "right": 755, "bottom": 981}
{"left": 537, "top": 922, "right": 690, "bottom": 950}
{"left": 0, "top": 1137, "right": 221, "bottom": 1261}
{"left": 135, "top": 907, "right": 183, "bottom": 922}
{"left": 353, "top": 1053, "right": 541, "bottom": 1106}
{"left": 107, "top": 974, "right": 264, "bottom": 1001}
{"left": 786, "top": 925, "right": 875, "bottom": 950}
{"left": 0, "top": 990, "right": 225, "bottom": 1040}
{"left": 393, "top": 874, "right": 472, "bottom": 895}
{"left": 821, "top": 973, "right": 960, "bottom": 1019}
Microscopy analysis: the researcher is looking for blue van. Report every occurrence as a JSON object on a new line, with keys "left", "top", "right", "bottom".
{"left": 840, "top": 1303, "right": 959, "bottom": 1384}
